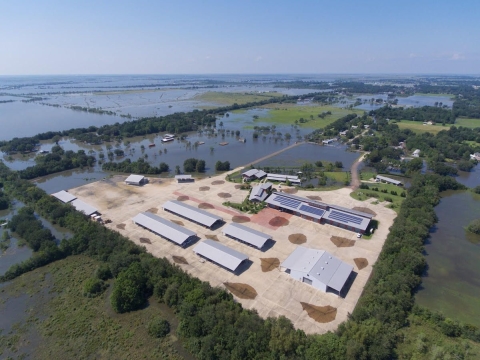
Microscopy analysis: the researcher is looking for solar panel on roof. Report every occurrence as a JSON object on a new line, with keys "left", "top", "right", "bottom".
{"left": 273, "top": 195, "right": 301, "bottom": 208}
{"left": 299, "top": 205, "right": 325, "bottom": 217}
{"left": 328, "top": 210, "right": 363, "bottom": 225}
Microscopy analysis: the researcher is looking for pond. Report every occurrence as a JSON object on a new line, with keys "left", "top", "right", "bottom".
{"left": 416, "top": 190, "right": 480, "bottom": 327}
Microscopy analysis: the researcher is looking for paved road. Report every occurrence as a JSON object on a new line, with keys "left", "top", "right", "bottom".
{"left": 243, "top": 141, "right": 305, "bottom": 167}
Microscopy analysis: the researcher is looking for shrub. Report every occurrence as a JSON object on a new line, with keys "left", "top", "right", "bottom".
{"left": 359, "top": 183, "right": 370, "bottom": 189}
{"left": 466, "top": 219, "right": 480, "bottom": 235}
{"left": 83, "top": 277, "right": 106, "bottom": 297}
{"left": 384, "top": 196, "right": 393, "bottom": 202}
{"left": 96, "top": 263, "right": 112, "bottom": 280}
{"left": 147, "top": 317, "right": 170, "bottom": 338}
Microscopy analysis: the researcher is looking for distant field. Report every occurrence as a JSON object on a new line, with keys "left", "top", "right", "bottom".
{"left": 195, "top": 91, "right": 282, "bottom": 105}
{"left": 413, "top": 93, "right": 455, "bottom": 99}
{"left": 254, "top": 104, "right": 363, "bottom": 129}
{"left": 455, "top": 117, "right": 480, "bottom": 129}
{"left": 395, "top": 120, "right": 448, "bottom": 134}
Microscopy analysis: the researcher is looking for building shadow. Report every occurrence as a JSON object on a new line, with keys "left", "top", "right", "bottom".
{"left": 183, "top": 235, "right": 201, "bottom": 249}
{"left": 210, "top": 220, "right": 226, "bottom": 231}
{"left": 261, "top": 239, "right": 276, "bottom": 252}
{"left": 234, "top": 259, "right": 254, "bottom": 276}
{"left": 336, "top": 271, "right": 358, "bottom": 298}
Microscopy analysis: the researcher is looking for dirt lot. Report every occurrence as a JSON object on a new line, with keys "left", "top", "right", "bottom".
{"left": 68, "top": 171, "right": 396, "bottom": 335}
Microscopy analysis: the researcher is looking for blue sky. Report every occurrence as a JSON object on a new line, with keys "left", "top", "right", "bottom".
{"left": 1, "top": 0, "right": 478, "bottom": 75}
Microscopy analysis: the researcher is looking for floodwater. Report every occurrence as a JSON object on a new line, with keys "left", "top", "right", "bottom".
{"left": 456, "top": 163, "right": 480, "bottom": 188}
{"left": 344, "top": 94, "right": 454, "bottom": 111}
{"left": 416, "top": 190, "right": 480, "bottom": 327}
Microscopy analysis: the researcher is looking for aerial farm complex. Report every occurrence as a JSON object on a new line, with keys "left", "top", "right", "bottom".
{"left": 56, "top": 169, "right": 395, "bottom": 334}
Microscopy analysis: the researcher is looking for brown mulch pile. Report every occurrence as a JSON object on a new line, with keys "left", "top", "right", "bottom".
{"left": 199, "top": 186, "right": 210, "bottom": 191}
{"left": 300, "top": 302, "right": 337, "bottom": 323}
{"left": 306, "top": 195, "right": 322, "bottom": 201}
{"left": 330, "top": 236, "right": 355, "bottom": 248}
{"left": 217, "top": 192, "right": 231, "bottom": 198}
{"left": 139, "top": 237, "right": 151, "bottom": 244}
{"left": 269, "top": 216, "right": 289, "bottom": 227}
{"left": 198, "top": 203, "right": 215, "bottom": 209}
{"left": 147, "top": 208, "right": 158, "bottom": 214}
{"left": 172, "top": 256, "right": 188, "bottom": 265}
{"left": 211, "top": 180, "right": 225, "bottom": 185}
{"left": 282, "top": 187, "right": 298, "bottom": 194}
{"left": 352, "top": 207, "right": 377, "bottom": 216}
{"left": 224, "top": 282, "right": 258, "bottom": 300}
{"left": 171, "top": 220, "right": 184, "bottom": 226}
{"left": 116, "top": 224, "right": 126, "bottom": 230}
{"left": 234, "top": 184, "right": 243, "bottom": 189}
{"left": 232, "top": 215, "right": 250, "bottom": 223}
{"left": 205, "top": 234, "right": 219, "bottom": 241}
{"left": 260, "top": 258, "right": 280, "bottom": 272}
{"left": 177, "top": 195, "right": 189, "bottom": 201}
{"left": 288, "top": 233, "right": 307, "bottom": 244}
{"left": 354, "top": 258, "right": 369, "bottom": 270}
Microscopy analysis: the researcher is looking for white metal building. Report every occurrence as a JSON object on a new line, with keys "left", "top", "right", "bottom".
{"left": 125, "top": 174, "right": 146, "bottom": 186}
{"left": 71, "top": 199, "right": 98, "bottom": 216}
{"left": 51, "top": 190, "right": 76, "bottom": 203}
{"left": 281, "top": 246, "right": 353, "bottom": 295}
{"left": 222, "top": 223, "right": 271, "bottom": 249}
{"left": 193, "top": 239, "right": 248, "bottom": 272}
{"left": 132, "top": 212, "right": 196, "bottom": 246}
{"left": 162, "top": 200, "right": 223, "bottom": 228}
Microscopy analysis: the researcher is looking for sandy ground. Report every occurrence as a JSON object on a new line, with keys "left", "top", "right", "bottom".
{"left": 68, "top": 170, "right": 396, "bottom": 335}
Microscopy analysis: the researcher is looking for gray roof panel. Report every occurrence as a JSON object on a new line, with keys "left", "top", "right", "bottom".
{"left": 51, "top": 190, "right": 76, "bottom": 203}
{"left": 163, "top": 200, "right": 222, "bottom": 227}
{"left": 193, "top": 239, "right": 248, "bottom": 271}
{"left": 133, "top": 212, "right": 195, "bottom": 245}
{"left": 222, "top": 223, "right": 271, "bottom": 249}
{"left": 125, "top": 174, "right": 145, "bottom": 183}
{"left": 327, "top": 261, "right": 354, "bottom": 292}
{"left": 71, "top": 199, "right": 98, "bottom": 216}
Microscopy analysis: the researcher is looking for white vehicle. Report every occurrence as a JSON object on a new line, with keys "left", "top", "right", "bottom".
{"left": 356, "top": 233, "right": 362, "bottom": 238}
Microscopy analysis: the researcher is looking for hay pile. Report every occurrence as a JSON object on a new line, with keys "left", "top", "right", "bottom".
{"left": 147, "top": 207, "right": 158, "bottom": 214}
{"left": 232, "top": 215, "right": 250, "bottom": 223}
{"left": 171, "top": 220, "right": 184, "bottom": 226}
{"left": 217, "top": 192, "right": 231, "bottom": 198}
{"left": 288, "top": 233, "right": 307, "bottom": 244}
{"left": 352, "top": 207, "right": 377, "bottom": 216}
{"left": 139, "top": 237, "right": 151, "bottom": 244}
{"left": 211, "top": 180, "right": 225, "bottom": 185}
{"left": 260, "top": 258, "right": 280, "bottom": 272}
{"left": 269, "top": 216, "right": 289, "bottom": 227}
{"left": 224, "top": 282, "right": 258, "bottom": 300}
{"left": 306, "top": 195, "right": 322, "bottom": 201}
{"left": 354, "top": 258, "right": 369, "bottom": 270}
{"left": 330, "top": 236, "right": 355, "bottom": 247}
{"left": 282, "top": 187, "right": 298, "bottom": 194}
{"left": 199, "top": 186, "right": 210, "bottom": 191}
{"left": 177, "top": 195, "right": 189, "bottom": 201}
{"left": 172, "top": 256, "right": 188, "bottom": 265}
{"left": 205, "top": 234, "right": 219, "bottom": 241}
{"left": 300, "top": 302, "right": 337, "bottom": 323}
{"left": 198, "top": 203, "right": 214, "bottom": 209}
{"left": 116, "top": 223, "right": 126, "bottom": 230}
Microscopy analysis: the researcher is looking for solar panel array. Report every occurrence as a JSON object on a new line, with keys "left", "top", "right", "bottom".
{"left": 328, "top": 210, "right": 363, "bottom": 225}
{"left": 273, "top": 195, "right": 301, "bottom": 209}
{"left": 299, "top": 205, "right": 325, "bottom": 217}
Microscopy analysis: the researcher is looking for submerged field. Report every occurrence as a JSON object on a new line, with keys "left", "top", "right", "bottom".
{"left": 0, "top": 255, "right": 191, "bottom": 359}
{"left": 195, "top": 91, "right": 283, "bottom": 105}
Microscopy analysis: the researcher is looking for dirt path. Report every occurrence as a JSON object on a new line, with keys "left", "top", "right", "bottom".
{"left": 349, "top": 153, "right": 366, "bottom": 190}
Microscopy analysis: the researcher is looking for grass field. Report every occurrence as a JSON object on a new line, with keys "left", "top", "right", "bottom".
{"left": 195, "top": 91, "right": 282, "bottom": 105}
{"left": 351, "top": 182, "right": 406, "bottom": 213}
{"left": 324, "top": 171, "right": 349, "bottom": 182}
{"left": 0, "top": 256, "right": 190, "bottom": 359}
{"left": 455, "top": 117, "right": 480, "bottom": 129}
{"left": 395, "top": 120, "right": 449, "bottom": 134}
{"left": 255, "top": 104, "right": 364, "bottom": 129}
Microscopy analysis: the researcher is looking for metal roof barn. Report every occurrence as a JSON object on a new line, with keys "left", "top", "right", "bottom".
{"left": 375, "top": 175, "right": 402, "bottom": 186}
{"left": 222, "top": 223, "right": 271, "bottom": 249}
{"left": 249, "top": 182, "right": 272, "bottom": 202}
{"left": 51, "top": 190, "right": 76, "bottom": 203}
{"left": 193, "top": 239, "right": 248, "bottom": 271}
{"left": 132, "top": 212, "right": 196, "bottom": 246}
{"left": 71, "top": 199, "right": 98, "bottom": 216}
{"left": 281, "top": 246, "right": 353, "bottom": 294}
{"left": 125, "top": 174, "right": 145, "bottom": 185}
{"left": 162, "top": 200, "right": 223, "bottom": 228}
{"left": 175, "top": 175, "right": 194, "bottom": 182}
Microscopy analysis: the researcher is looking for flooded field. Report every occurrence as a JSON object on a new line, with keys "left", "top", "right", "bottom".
{"left": 416, "top": 190, "right": 480, "bottom": 327}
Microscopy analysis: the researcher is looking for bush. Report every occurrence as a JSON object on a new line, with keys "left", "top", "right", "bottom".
{"left": 96, "top": 263, "right": 112, "bottom": 280}
{"left": 147, "top": 317, "right": 170, "bottom": 338}
{"left": 384, "top": 196, "right": 393, "bottom": 202}
{"left": 466, "top": 219, "right": 480, "bottom": 235}
{"left": 83, "top": 277, "right": 106, "bottom": 297}
{"left": 359, "top": 183, "right": 370, "bottom": 189}
{"left": 215, "top": 160, "right": 230, "bottom": 171}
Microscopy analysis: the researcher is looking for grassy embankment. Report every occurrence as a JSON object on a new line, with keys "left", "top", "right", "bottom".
{"left": 195, "top": 91, "right": 283, "bottom": 105}
{"left": 253, "top": 104, "right": 364, "bottom": 129}
{"left": 0, "top": 255, "right": 189, "bottom": 360}
{"left": 350, "top": 182, "right": 406, "bottom": 213}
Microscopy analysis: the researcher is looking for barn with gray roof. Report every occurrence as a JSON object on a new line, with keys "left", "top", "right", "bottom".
{"left": 193, "top": 239, "right": 248, "bottom": 272}
{"left": 162, "top": 200, "right": 223, "bottom": 228}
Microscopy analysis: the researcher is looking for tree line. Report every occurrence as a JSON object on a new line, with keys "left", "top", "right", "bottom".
{"left": 102, "top": 158, "right": 169, "bottom": 174}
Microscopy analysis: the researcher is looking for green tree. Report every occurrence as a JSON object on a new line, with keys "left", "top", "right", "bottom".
{"left": 148, "top": 317, "right": 170, "bottom": 338}
{"left": 195, "top": 159, "right": 206, "bottom": 172}
{"left": 110, "top": 262, "right": 147, "bottom": 313}
{"left": 83, "top": 277, "right": 106, "bottom": 297}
